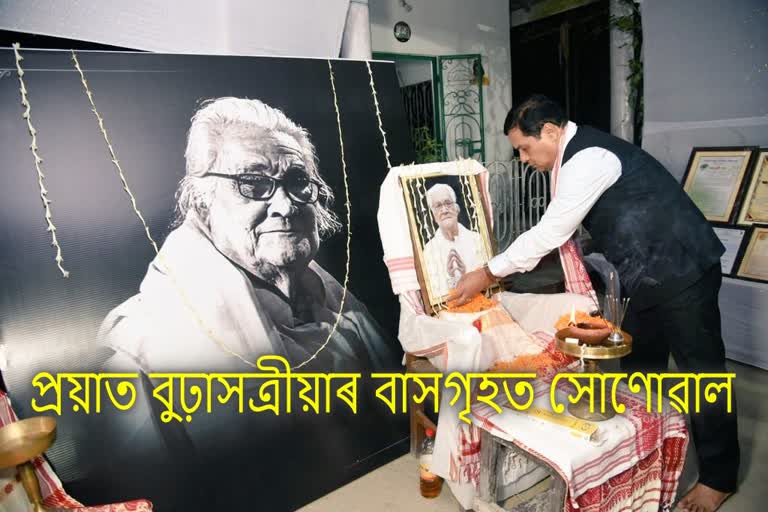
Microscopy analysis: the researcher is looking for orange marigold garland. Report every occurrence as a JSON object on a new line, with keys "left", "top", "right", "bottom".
{"left": 445, "top": 291, "right": 496, "bottom": 313}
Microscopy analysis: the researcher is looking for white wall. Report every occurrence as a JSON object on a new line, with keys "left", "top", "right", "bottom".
{"left": 641, "top": 0, "right": 768, "bottom": 181}
{"left": 369, "top": 0, "right": 513, "bottom": 162}
{"left": 640, "top": 0, "right": 768, "bottom": 369}
{"left": 395, "top": 59, "right": 433, "bottom": 87}
{"left": 0, "top": 0, "right": 351, "bottom": 58}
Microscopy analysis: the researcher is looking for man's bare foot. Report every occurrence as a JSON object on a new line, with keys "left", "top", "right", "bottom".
{"left": 677, "top": 483, "right": 732, "bottom": 512}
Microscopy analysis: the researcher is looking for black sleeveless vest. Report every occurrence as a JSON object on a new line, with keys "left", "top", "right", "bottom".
{"left": 562, "top": 126, "right": 724, "bottom": 310}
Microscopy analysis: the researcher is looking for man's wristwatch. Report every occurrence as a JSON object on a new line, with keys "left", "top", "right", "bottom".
{"left": 482, "top": 263, "right": 499, "bottom": 282}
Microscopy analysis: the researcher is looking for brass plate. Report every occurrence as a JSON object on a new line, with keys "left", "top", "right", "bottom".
{"left": 0, "top": 417, "right": 56, "bottom": 469}
{"left": 555, "top": 332, "right": 632, "bottom": 360}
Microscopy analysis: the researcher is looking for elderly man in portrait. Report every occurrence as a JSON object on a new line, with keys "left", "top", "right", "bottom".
{"left": 98, "top": 96, "right": 395, "bottom": 374}
{"left": 422, "top": 183, "right": 485, "bottom": 297}
{"left": 87, "top": 97, "right": 399, "bottom": 509}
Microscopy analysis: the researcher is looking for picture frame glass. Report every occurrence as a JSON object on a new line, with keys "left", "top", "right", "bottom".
{"left": 737, "top": 150, "right": 768, "bottom": 226}
{"left": 400, "top": 171, "right": 497, "bottom": 314}
{"left": 736, "top": 225, "right": 768, "bottom": 282}
{"left": 683, "top": 149, "right": 753, "bottom": 223}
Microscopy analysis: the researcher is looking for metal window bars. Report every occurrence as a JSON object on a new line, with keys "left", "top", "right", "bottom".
{"left": 485, "top": 158, "right": 552, "bottom": 250}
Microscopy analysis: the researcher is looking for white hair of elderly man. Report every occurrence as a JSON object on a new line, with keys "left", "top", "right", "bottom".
{"left": 426, "top": 183, "right": 457, "bottom": 207}
{"left": 172, "top": 96, "right": 341, "bottom": 238}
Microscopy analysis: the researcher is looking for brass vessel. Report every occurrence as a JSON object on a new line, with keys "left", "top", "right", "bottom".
{"left": 555, "top": 332, "right": 633, "bottom": 421}
{"left": 0, "top": 416, "right": 57, "bottom": 512}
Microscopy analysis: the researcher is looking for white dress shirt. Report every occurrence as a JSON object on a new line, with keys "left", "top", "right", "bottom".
{"left": 487, "top": 122, "right": 622, "bottom": 277}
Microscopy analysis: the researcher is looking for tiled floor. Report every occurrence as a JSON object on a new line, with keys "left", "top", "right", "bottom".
{"left": 299, "top": 359, "right": 768, "bottom": 511}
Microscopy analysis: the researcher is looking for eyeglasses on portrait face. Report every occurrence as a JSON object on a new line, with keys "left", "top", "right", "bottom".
{"left": 430, "top": 199, "right": 456, "bottom": 212}
{"left": 204, "top": 168, "right": 322, "bottom": 204}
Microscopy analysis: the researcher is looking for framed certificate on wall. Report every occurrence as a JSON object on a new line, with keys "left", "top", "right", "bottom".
{"left": 681, "top": 147, "right": 756, "bottom": 223}
{"left": 734, "top": 224, "right": 768, "bottom": 283}
{"left": 711, "top": 224, "right": 748, "bottom": 276}
{"left": 737, "top": 148, "right": 768, "bottom": 226}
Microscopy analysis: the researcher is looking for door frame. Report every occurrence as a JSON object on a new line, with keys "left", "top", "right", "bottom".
{"left": 372, "top": 52, "right": 443, "bottom": 151}
{"left": 373, "top": 52, "right": 486, "bottom": 162}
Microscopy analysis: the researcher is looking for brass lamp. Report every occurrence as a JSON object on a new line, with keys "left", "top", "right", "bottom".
{"left": 0, "top": 416, "right": 57, "bottom": 512}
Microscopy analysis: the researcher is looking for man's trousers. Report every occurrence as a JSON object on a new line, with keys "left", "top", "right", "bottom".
{"left": 620, "top": 264, "right": 740, "bottom": 493}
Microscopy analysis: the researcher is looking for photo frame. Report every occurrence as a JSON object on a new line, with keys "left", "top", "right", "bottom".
{"left": 734, "top": 223, "right": 768, "bottom": 283}
{"left": 736, "top": 148, "right": 768, "bottom": 226}
{"left": 681, "top": 147, "right": 757, "bottom": 223}
{"left": 400, "top": 169, "right": 501, "bottom": 315}
{"left": 710, "top": 222, "right": 748, "bottom": 276}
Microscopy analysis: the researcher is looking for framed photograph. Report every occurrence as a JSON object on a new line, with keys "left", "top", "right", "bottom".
{"left": 734, "top": 224, "right": 768, "bottom": 283}
{"left": 400, "top": 170, "right": 500, "bottom": 315}
{"left": 710, "top": 223, "right": 748, "bottom": 276}
{"left": 737, "top": 148, "right": 768, "bottom": 226}
{"left": 681, "top": 147, "right": 757, "bottom": 223}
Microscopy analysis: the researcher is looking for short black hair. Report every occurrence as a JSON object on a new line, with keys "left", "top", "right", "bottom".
{"left": 503, "top": 94, "right": 567, "bottom": 137}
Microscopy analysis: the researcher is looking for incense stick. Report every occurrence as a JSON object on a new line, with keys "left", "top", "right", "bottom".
{"left": 619, "top": 297, "right": 630, "bottom": 331}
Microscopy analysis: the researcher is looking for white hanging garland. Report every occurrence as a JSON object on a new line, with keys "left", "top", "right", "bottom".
{"left": 12, "top": 44, "right": 69, "bottom": 278}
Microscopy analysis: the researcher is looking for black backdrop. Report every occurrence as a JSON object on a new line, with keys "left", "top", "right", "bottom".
{"left": 0, "top": 48, "right": 414, "bottom": 510}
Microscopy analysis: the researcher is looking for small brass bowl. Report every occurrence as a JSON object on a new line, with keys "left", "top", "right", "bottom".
{"left": 0, "top": 417, "right": 57, "bottom": 469}
{"left": 556, "top": 322, "right": 612, "bottom": 346}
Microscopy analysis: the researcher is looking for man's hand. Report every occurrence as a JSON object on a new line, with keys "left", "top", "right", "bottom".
{"left": 446, "top": 265, "right": 497, "bottom": 306}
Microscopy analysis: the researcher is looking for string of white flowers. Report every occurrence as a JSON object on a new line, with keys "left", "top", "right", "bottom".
{"left": 366, "top": 61, "right": 392, "bottom": 169}
{"left": 292, "top": 60, "right": 352, "bottom": 370}
{"left": 12, "top": 44, "right": 70, "bottom": 278}
{"left": 71, "top": 50, "right": 159, "bottom": 254}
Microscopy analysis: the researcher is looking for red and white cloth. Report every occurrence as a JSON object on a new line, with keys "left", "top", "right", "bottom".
{"left": 549, "top": 129, "right": 599, "bottom": 304}
{"left": 470, "top": 342, "right": 688, "bottom": 512}
{"left": 0, "top": 391, "right": 153, "bottom": 511}
{"left": 376, "top": 159, "right": 688, "bottom": 511}
{"left": 396, "top": 286, "right": 597, "bottom": 509}
{"left": 377, "top": 159, "right": 609, "bottom": 508}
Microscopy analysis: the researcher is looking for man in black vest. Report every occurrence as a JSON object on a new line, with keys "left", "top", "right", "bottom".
{"left": 449, "top": 94, "right": 738, "bottom": 512}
